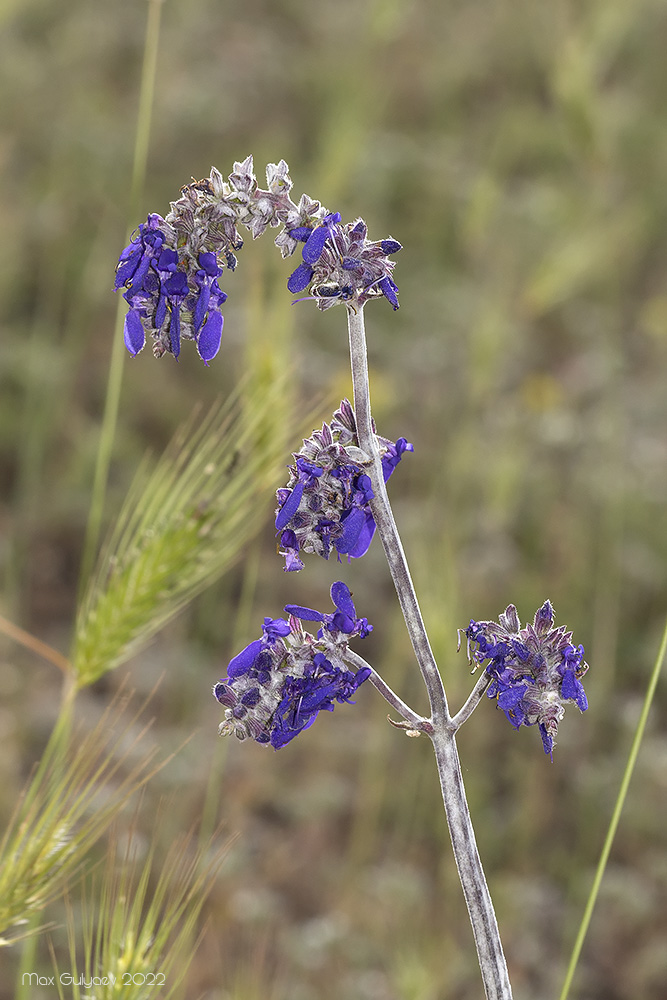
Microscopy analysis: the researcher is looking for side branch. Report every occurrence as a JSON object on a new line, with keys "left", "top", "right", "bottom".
{"left": 452, "top": 671, "right": 492, "bottom": 730}
{"left": 345, "top": 649, "right": 429, "bottom": 732}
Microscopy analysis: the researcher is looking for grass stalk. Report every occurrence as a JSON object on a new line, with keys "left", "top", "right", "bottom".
{"left": 78, "top": 0, "right": 164, "bottom": 593}
{"left": 558, "top": 614, "right": 667, "bottom": 1000}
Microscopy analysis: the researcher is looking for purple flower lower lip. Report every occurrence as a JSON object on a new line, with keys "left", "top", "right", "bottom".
{"left": 283, "top": 605, "right": 324, "bottom": 622}
{"left": 197, "top": 310, "right": 223, "bottom": 365}
{"left": 227, "top": 639, "right": 263, "bottom": 679}
{"left": 275, "top": 482, "right": 305, "bottom": 531}
{"left": 302, "top": 225, "right": 330, "bottom": 264}
{"left": 287, "top": 262, "right": 314, "bottom": 294}
{"left": 123, "top": 309, "right": 146, "bottom": 357}
{"left": 334, "top": 507, "right": 366, "bottom": 554}
{"left": 330, "top": 581, "right": 356, "bottom": 617}
{"left": 378, "top": 276, "right": 399, "bottom": 310}
{"left": 289, "top": 226, "right": 312, "bottom": 242}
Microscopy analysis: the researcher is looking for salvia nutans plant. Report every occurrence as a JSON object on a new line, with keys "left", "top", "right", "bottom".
{"left": 116, "top": 155, "right": 590, "bottom": 1000}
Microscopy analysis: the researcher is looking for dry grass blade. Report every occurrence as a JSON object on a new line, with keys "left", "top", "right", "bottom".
{"left": 0, "top": 687, "right": 173, "bottom": 946}
{"left": 51, "top": 820, "right": 231, "bottom": 1000}
{"left": 72, "top": 378, "right": 291, "bottom": 687}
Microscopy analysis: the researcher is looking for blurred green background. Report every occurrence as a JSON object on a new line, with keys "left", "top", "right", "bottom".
{"left": 2, "top": 0, "right": 667, "bottom": 996}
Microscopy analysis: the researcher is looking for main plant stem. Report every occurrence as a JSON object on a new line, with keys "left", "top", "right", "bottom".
{"left": 346, "top": 302, "right": 512, "bottom": 1000}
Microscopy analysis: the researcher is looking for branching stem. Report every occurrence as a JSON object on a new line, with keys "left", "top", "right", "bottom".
{"left": 345, "top": 649, "right": 428, "bottom": 733}
{"left": 346, "top": 301, "right": 513, "bottom": 1000}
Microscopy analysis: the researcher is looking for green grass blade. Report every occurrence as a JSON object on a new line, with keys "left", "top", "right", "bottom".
{"left": 72, "top": 377, "right": 291, "bottom": 688}
{"left": 0, "top": 687, "right": 172, "bottom": 946}
{"left": 56, "top": 821, "right": 230, "bottom": 1000}
{"left": 78, "top": 0, "right": 164, "bottom": 593}
{"left": 558, "top": 615, "right": 667, "bottom": 1000}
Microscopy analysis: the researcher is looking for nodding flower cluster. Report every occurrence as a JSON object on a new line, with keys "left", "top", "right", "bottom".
{"left": 460, "top": 602, "right": 589, "bottom": 756}
{"left": 214, "top": 583, "right": 372, "bottom": 749}
{"left": 275, "top": 399, "right": 413, "bottom": 572}
{"left": 114, "top": 214, "right": 227, "bottom": 364}
{"left": 114, "top": 156, "right": 401, "bottom": 362}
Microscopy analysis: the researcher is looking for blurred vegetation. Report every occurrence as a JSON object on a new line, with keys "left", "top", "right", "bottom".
{"left": 1, "top": 0, "right": 667, "bottom": 997}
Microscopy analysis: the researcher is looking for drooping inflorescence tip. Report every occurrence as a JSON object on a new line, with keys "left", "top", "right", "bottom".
{"left": 274, "top": 399, "right": 413, "bottom": 572}
{"left": 213, "top": 582, "right": 372, "bottom": 749}
{"left": 114, "top": 156, "right": 402, "bottom": 362}
{"left": 115, "top": 215, "right": 226, "bottom": 363}
{"left": 462, "top": 601, "right": 589, "bottom": 756}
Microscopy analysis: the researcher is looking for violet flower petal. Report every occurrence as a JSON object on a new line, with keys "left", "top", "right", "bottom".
{"left": 123, "top": 309, "right": 145, "bottom": 357}
{"left": 197, "top": 310, "right": 223, "bottom": 365}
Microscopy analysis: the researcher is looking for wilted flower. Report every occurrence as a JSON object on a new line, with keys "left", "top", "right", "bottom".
{"left": 214, "top": 582, "right": 372, "bottom": 749}
{"left": 460, "top": 602, "right": 589, "bottom": 755}
{"left": 275, "top": 399, "right": 413, "bottom": 571}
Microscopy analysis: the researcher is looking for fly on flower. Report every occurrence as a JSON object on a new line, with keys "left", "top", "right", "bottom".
{"left": 286, "top": 214, "right": 402, "bottom": 310}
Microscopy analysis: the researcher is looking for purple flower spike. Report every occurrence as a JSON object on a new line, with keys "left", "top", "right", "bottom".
{"left": 123, "top": 309, "right": 146, "bottom": 357}
{"left": 116, "top": 157, "right": 403, "bottom": 359}
{"left": 461, "top": 603, "right": 589, "bottom": 756}
{"left": 215, "top": 588, "right": 372, "bottom": 748}
{"left": 279, "top": 208, "right": 401, "bottom": 311}
{"left": 115, "top": 204, "right": 229, "bottom": 363}
{"left": 197, "top": 310, "right": 224, "bottom": 365}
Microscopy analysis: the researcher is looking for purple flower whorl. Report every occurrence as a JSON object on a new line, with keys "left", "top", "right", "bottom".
{"left": 461, "top": 601, "right": 589, "bottom": 756}
{"left": 214, "top": 582, "right": 372, "bottom": 749}
{"left": 275, "top": 400, "right": 413, "bottom": 571}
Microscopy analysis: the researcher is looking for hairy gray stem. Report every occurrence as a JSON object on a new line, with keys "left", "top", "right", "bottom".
{"left": 433, "top": 729, "right": 514, "bottom": 999}
{"left": 345, "top": 648, "right": 429, "bottom": 732}
{"left": 452, "top": 670, "right": 493, "bottom": 730}
{"left": 346, "top": 301, "right": 513, "bottom": 1000}
{"left": 346, "top": 303, "right": 448, "bottom": 726}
